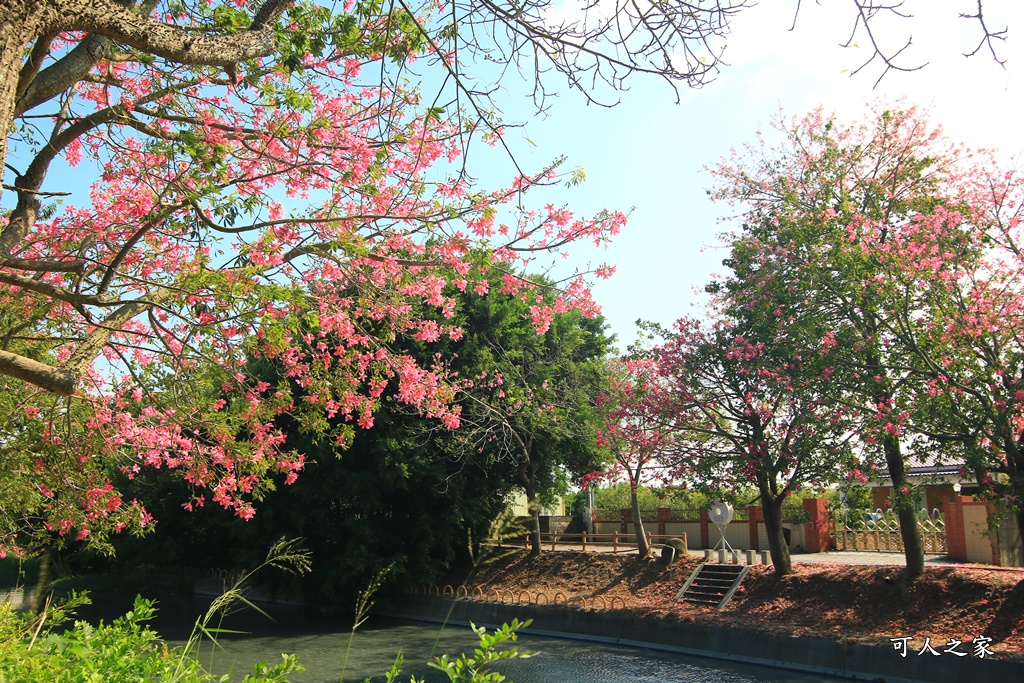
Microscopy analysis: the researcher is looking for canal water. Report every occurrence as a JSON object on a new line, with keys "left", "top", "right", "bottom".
{"left": 151, "top": 603, "right": 844, "bottom": 683}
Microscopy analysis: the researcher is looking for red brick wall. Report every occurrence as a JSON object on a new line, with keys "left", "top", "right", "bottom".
{"left": 927, "top": 485, "right": 956, "bottom": 514}
{"left": 657, "top": 507, "right": 671, "bottom": 537}
{"left": 872, "top": 486, "right": 891, "bottom": 511}
{"left": 944, "top": 495, "right": 995, "bottom": 562}
{"left": 803, "top": 498, "right": 832, "bottom": 552}
{"left": 748, "top": 505, "right": 763, "bottom": 551}
{"left": 945, "top": 496, "right": 967, "bottom": 560}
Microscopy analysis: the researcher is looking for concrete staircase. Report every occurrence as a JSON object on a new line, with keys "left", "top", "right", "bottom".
{"left": 675, "top": 563, "right": 750, "bottom": 608}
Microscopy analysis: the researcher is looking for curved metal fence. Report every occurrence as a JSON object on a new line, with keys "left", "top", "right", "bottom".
{"left": 832, "top": 515, "right": 946, "bottom": 553}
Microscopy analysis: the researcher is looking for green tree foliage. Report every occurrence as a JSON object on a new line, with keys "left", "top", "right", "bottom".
{"left": 438, "top": 280, "right": 613, "bottom": 556}
{"left": 590, "top": 482, "right": 710, "bottom": 515}
{"left": 0, "top": 0, "right": 671, "bottom": 556}
{"left": 108, "top": 402, "right": 517, "bottom": 607}
{"left": 108, "top": 274, "right": 611, "bottom": 601}
{"left": 705, "top": 104, "right": 1021, "bottom": 575}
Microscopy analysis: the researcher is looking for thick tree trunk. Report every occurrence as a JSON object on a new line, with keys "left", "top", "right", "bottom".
{"left": 1015, "top": 507, "right": 1024, "bottom": 567}
{"left": 30, "top": 549, "right": 52, "bottom": 614}
{"left": 524, "top": 487, "right": 542, "bottom": 558}
{"left": 884, "top": 435, "right": 925, "bottom": 577}
{"left": 518, "top": 462, "right": 542, "bottom": 557}
{"left": 761, "top": 489, "right": 792, "bottom": 575}
{"left": 1006, "top": 445, "right": 1024, "bottom": 566}
{"left": 630, "top": 487, "right": 651, "bottom": 557}
{"left": 862, "top": 325, "right": 924, "bottom": 578}
{"left": 0, "top": 2, "right": 50, "bottom": 184}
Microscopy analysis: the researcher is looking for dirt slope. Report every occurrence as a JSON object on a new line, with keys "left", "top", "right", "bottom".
{"left": 450, "top": 551, "right": 1024, "bottom": 660}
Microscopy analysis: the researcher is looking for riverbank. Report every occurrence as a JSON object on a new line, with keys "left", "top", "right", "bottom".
{"left": 418, "top": 550, "right": 1024, "bottom": 681}
{"left": 385, "top": 595, "right": 1022, "bottom": 683}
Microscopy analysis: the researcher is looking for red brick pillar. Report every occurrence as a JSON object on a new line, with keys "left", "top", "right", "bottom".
{"left": 620, "top": 508, "right": 631, "bottom": 534}
{"left": 700, "top": 509, "right": 710, "bottom": 549}
{"left": 927, "top": 485, "right": 955, "bottom": 516}
{"left": 748, "top": 505, "right": 763, "bottom": 551}
{"left": 657, "top": 507, "right": 670, "bottom": 538}
{"left": 945, "top": 496, "right": 968, "bottom": 561}
{"left": 872, "top": 487, "right": 891, "bottom": 511}
{"left": 803, "top": 498, "right": 832, "bottom": 553}
{"left": 973, "top": 498, "right": 1000, "bottom": 565}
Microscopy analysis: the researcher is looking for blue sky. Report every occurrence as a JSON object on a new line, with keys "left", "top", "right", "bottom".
{"left": 480, "top": 1, "right": 1024, "bottom": 351}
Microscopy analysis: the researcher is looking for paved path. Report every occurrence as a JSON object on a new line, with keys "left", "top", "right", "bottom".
{"left": 510, "top": 542, "right": 1024, "bottom": 570}
{"left": 685, "top": 548, "right": 1024, "bottom": 571}
{"left": 789, "top": 550, "right": 948, "bottom": 566}
{"left": 544, "top": 543, "right": 951, "bottom": 566}
{"left": 679, "top": 548, "right": 945, "bottom": 566}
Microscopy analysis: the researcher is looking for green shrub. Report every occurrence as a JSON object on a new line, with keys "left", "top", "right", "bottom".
{"left": 0, "top": 594, "right": 301, "bottom": 683}
{"left": 0, "top": 535, "right": 532, "bottom": 683}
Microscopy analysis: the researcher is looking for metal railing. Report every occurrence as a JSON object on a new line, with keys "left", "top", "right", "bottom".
{"left": 832, "top": 514, "right": 946, "bottom": 553}
{"left": 418, "top": 583, "right": 629, "bottom": 610}
{"left": 508, "top": 530, "right": 688, "bottom": 553}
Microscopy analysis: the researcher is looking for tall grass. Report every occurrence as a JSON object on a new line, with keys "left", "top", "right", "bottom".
{"left": 0, "top": 530, "right": 534, "bottom": 683}
{"left": 0, "top": 538, "right": 310, "bottom": 683}
{"left": 338, "top": 511, "right": 534, "bottom": 683}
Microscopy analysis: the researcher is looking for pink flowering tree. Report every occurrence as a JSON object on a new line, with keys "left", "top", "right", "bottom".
{"left": 0, "top": 3, "right": 1010, "bottom": 558}
{"left": 590, "top": 357, "right": 686, "bottom": 557}
{"left": 647, "top": 313, "right": 855, "bottom": 576}
{"left": 0, "top": 0, "right": 750, "bottom": 555}
{"left": 705, "top": 104, "right": 1024, "bottom": 574}
{"left": 872, "top": 143, "right": 1024, "bottom": 552}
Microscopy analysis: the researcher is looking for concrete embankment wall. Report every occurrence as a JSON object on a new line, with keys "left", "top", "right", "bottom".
{"left": 383, "top": 596, "right": 1023, "bottom": 683}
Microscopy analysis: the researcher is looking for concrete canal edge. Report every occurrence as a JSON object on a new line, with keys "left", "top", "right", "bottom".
{"left": 382, "top": 596, "right": 1024, "bottom": 683}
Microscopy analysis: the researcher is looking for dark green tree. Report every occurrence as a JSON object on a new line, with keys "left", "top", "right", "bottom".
{"left": 111, "top": 273, "right": 611, "bottom": 600}
{"left": 428, "top": 280, "right": 614, "bottom": 557}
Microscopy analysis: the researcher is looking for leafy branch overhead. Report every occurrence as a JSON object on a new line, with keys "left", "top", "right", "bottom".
{"left": 0, "top": 0, "right": 1013, "bottom": 555}
{"left": 0, "top": 0, "right": 655, "bottom": 553}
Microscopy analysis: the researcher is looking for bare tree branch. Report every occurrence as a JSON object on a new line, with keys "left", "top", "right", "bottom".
{"left": 960, "top": 0, "right": 1008, "bottom": 66}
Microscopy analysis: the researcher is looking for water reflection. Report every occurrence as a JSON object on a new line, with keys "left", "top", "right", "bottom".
{"left": 157, "top": 606, "right": 841, "bottom": 683}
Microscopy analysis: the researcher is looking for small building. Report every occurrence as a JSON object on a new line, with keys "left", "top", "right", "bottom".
{"left": 506, "top": 490, "right": 565, "bottom": 517}
{"left": 867, "top": 454, "right": 977, "bottom": 514}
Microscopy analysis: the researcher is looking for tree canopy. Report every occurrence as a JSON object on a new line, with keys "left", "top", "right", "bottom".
{"left": 108, "top": 270, "right": 609, "bottom": 600}
{"left": 0, "top": 0, "right": 1015, "bottom": 557}
{"left": 2, "top": 0, "right": 707, "bottom": 554}
{"left": 704, "top": 103, "right": 1024, "bottom": 572}
{"left": 435, "top": 272, "right": 613, "bottom": 556}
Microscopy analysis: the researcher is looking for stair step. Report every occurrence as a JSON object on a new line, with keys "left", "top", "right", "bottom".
{"left": 675, "top": 562, "right": 751, "bottom": 609}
